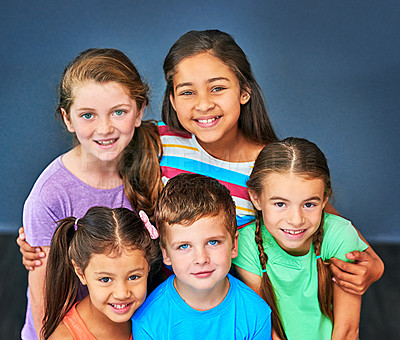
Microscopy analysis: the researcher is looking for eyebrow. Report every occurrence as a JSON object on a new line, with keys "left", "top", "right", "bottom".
{"left": 94, "top": 268, "right": 145, "bottom": 275}
{"left": 76, "top": 103, "right": 132, "bottom": 112}
{"left": 269, "top": 196, "right": 322, "bottom": 202}
{"left": 175, "top": 77, "right": 231, "bottom": 91}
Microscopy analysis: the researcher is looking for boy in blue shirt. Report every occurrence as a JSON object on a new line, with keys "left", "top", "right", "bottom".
{"left": 131, "top": 173, "right": 272, "bottom": 339}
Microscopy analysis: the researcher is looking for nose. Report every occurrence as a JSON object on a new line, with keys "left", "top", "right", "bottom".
{"left": 286, "top": 207, "right": 305, "bottom": 227}
{"left": 193, "top": 247, "right": 210, "bottom": 265}
{"left": 97, "top": 116, "right": 113, "bottom": 135}
{"left": 194, "top": 92, "right": 215, "bottom": 112}
{"left": 112, "top": 281, "right": 131, "bottom": 300}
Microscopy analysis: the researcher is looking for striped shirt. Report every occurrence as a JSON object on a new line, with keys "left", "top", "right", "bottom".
{"left": 159, "top": 122, "right": 255, "bottom": 228}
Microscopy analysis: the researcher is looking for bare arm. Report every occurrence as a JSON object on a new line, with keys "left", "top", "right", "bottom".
{"left": 28, "top": 246, "right": 50, "bottom": 339}
{"left": 16, "top": 226, "right": 46, "bottom": 270}
{"left": 331, "top": 281, "right": 361, "bottom": 339}
{"left": 325, "top": 202, "right": 384, "bottom": 295}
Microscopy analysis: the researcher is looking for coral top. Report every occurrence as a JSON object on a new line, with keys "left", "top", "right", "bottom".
{"left": 63, "top": 303, "right": 133, "bottom": 340}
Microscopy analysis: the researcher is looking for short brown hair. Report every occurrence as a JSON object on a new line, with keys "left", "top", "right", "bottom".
{"left": 155, "top": 173, "right": 237, "bottom": 247}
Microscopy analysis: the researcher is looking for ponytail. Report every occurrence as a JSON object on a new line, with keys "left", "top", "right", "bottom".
{"left": 119, "top": 120, "right": 163, "bottom": 221}
{"left": 254, "top": 211, "right": 287, "bottom": 340}
{"left": 42, "top": 218, "right": 80, "bottom": 339}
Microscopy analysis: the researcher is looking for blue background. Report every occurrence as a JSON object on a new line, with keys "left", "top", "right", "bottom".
{"left": 1, "top": 1, "right": 399, "bottom": 242}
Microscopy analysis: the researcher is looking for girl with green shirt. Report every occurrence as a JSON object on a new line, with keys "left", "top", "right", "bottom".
{"left": 233, "top": 137, "right": 367, "bottom": 340}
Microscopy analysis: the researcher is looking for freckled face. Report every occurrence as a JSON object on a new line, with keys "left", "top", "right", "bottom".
{"left": 161, "top": 214, "right": 238, "bottom": 296}
{"left": 169, "top": 52, "right": 250, "bottom": 147}
{"left": 62, "top": 81, "right": 143, "bottom": 165}
{"left": 249, "top": 173, "right": 328, "bottom": 256}
{"left": 75, "top": 248, "right": 149, "bottom": 323}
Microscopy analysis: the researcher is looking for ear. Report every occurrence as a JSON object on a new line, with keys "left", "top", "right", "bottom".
{"left": 61, "top": 108, "right": 75, "bottom": 133}
{"left": 240, "top": 88, "right": 251, "bottom": 105}
{"left": 231, "top": 231, "right": 239, "bottom": 259}
{"left": 322, "top": 195, "right": 329, "bottom": 210}
{"left": 135, "top": 103, "right": 146, "bottom": 128}
{"left": 160, "top": 243, "right": 172, "bottom": 266}
{"left": 169, "top": 92, "right": 177, "bottom": 112}
{"left": 248, "top": 189, "right": 262, "bottom": 211}
{"left": 71, "top": 260, "right": 87, "bottom": 285}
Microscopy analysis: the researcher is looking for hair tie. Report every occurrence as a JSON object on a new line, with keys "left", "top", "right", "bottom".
{"left": 262, "top": 268, "right": 267, "bottom": 273}
{"left": 74, "top": 218, "right": 80, "bottom": 231}
{"left": 316, "top": 255, "right": 321, "bottom": 260}
{"left": 138, "top": 211, "right": 159, "bottom": 240}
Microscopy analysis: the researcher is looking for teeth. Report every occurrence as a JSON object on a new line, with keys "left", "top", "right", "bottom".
{"left": 111, "top": 303, "right": 129, "bottom": 309}
{"left": 97, "top": 139, "right": 116, "bottom": 145}
{"left": 197, "top": 117, "right": 217, "bottom": 124}
{"left": 283, "top": 229, "right": 304, "bottom": 235}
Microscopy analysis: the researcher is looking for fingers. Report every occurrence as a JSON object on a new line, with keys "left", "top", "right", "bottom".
{"left": 330, "top": 261, "right": 367, "bottom": 295}
{"left": 345, "top": 250, "right": 369, "bottom": 262}
{"left": 16, "top": 227, "right": 45, "bottom": 271}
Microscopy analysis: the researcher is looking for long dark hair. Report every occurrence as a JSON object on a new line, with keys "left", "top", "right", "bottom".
{"left": 41, "top": 206, "right": 161, "bottom": 339}
{"left": 162, "top": 29, "right": 277, "bottom": 145}
{"left": 247, "top": 137, "right": 333, "bottom": 339}
{"left": 57, "top": 48, "right": 163, "bottom": 219}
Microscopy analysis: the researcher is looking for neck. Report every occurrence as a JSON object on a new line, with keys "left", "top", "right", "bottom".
{"left": 173, "top": 276, "right": 230, "bottom": 311}
{"left": 76, "top": 296, "right": 131, "bottom": 339}
{"left": 62, "top": 146, "right": 122, "bottom": 189}
{"left": 196, "top": 131, "right": 263, "bottom": 162}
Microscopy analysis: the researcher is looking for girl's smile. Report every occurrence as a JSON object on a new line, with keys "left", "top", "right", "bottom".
{"left": 62, "top": 81, "right": 143, "bottom": 167}
{"left": 249, "top": 172, "right": 328, "bottom": 256}
{"left": 169, "top": 52, "right": 250, "bottom": 158}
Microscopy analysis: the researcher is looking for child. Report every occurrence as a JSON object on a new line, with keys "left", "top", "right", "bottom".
{"left": 158, "top": 29, "right": 383, "bottom": 294}
{"left": 42, "top": 206, "right": 160, "bottom": 339}
{"left": 20, "top": 48, "right": 162, "bottom": 339}
{"left": 233, "top": 137, "right": 368, "bottom": 340}
{"left": 20, "top": 30, "right": 383, "bottom": 297}
{"left": 131, "top": 173, "right": 272, "bottom": 339}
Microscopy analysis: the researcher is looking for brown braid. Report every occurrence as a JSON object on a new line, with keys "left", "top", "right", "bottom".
{"left": 254, "top": 210, "right": 288, "bottom": 340}
{"left": 312, "top": 212, "right": 334, "bottom": 322}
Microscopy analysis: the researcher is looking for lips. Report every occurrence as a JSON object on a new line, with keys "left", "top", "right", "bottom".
{"left": 192, "top": 270, "right": 214, "bottom": 278}
{"left": 194, "top": 116, "right": 221, "bottom": 127}
{"left": 95, "top": 138, "right": 118, "bottom": 146}
{"left": 109, "top": 302, "right": 132, "bottom": 314}
{"left": 281, "top": 228, "right": 306, "bottom": 240}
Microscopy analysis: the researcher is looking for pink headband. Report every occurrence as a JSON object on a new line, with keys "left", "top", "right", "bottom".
{"left": 138, "top": 210, "right": 159, "bottom": 239}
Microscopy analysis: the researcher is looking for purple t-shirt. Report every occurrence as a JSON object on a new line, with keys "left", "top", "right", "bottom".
{"left": 21, "top": 155, "right": 132, "bottom": 339}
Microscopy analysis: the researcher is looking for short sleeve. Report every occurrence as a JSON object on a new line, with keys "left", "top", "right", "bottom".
{"left": 321, "top": 214, "right": 368, "bottom": 262}
{"left": 232, "top": 223, "right": 263, "bottom": 277}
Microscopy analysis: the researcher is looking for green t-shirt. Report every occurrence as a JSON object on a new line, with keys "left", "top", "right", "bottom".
{"left": 232, "top": 213, "right": 368, "bottom": 340}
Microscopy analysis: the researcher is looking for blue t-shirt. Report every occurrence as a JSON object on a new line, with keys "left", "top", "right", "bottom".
{"left": 131, "top": 274, "right": 272, "bottom": 339}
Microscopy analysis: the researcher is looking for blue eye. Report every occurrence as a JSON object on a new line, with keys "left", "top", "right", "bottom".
{"left": 178, "top": 244, "right": 190, "bottom": 250}
{"left": 304, "top": 202, "right": 316, "bottom": 208}
{"left": 100, "top": 277, "right": 111, "bottom": 283}
{"left": 128, "top": 275, "right": 140, "bottom": 281}
{"left": 82, "top": 113, "right": 93, "bottom": 120}
{"left": 208, "top": 240, "right": 219, "bottom": 246}
{"left": 212, "top": 86, "right": 224, "bottom": 92}
{"left": 180, "top": 90, "right": 194, "bottom": 96}
{"left": 275, "top": 202, "right": 286, "bottom": 208}
{"left": 113, "top": 110, "right": 125, "bottom": 116}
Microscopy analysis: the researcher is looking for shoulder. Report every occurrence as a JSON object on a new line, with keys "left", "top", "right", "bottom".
{"left": 158, "top": 121, "right": 192, "bottom": 139}
{"left": 48, "top": 321, "right": 74, "bottom": 340}
{"left": 322, "top": 213, "right": 368, "bottom": 261}
{"left": 133, "top": 276, "right": 171, "bottom": 319}
{"left": 228, "top": 275, "right": 272, "bottom": 324}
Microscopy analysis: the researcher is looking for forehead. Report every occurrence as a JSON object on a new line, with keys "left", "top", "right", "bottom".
{"left": 165, "top": 214, "right": 232, "bottom": 242}
{"left": 262, "top": 172, "right": 325, "bottom": 198}
{"left": 71, "top": 80, "right": 131, "bottom": 104}
{"left": 173, "top": 52, "right": 237, "bottom": 83}
{"left": 84, "top": 248, "right": 148, "bottom": 274}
